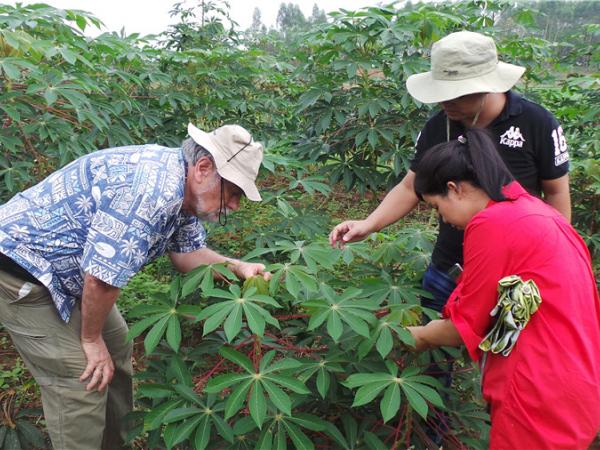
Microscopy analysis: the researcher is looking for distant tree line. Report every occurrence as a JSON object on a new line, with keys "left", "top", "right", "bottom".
{"left": 250, "top": 2, "right": 327, "bottom": 33}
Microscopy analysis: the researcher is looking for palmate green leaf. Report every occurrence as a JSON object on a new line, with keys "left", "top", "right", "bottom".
{"left": 256, "top": 428, "right": 274, "bottom": 450}
{"left": 223, "top": 304, "right": 243, "bottom": 342}
{"left": 344, "top": 372, "right": 392, "bottom": 388}
{"left": 389, "top": 324, "right": 416, "bottom": 347}
{"left": 380, "top": 383, "right": 401, "bottom": 423}
{"left": 306, "top": 307, "right": 329, "bottom": 331}
{"left": 166, "top": 314, "right": 182, "bottom": 352}
{"left": 164, "top": 407, "right": 202, "bottom": 423}
{"left": 169, "top": 275, "right": 181, "bottom": 304}
{"left": 326, "top": 312, "right": 343, "bottom": 342}
{"left": 225, "top": 379, "right": 253, "bottom": 419}
{"left": 376, "top": 325, "right": 393, "bottom": 358}
{"left": 200, "top": 287, "right": 280, "bottom": 340}
{"left": 251, "top": 294, "right": 282, "bottom": 309}
{"left": 173, "top": 384, "right": 202, "bottom": 405}
{"left": 144, "top": 399, "right": 184, "bottom": 431}
{"left": 404, "top": 380, "right": 445, "bottom": 409}
{"left": 243, "top": 302, "right": 265, "bottom": 336}
{"left": 284, "top": 421, "right": 314, "bottom": 450}
{"left": 168, "top": 356, "right": 193, "bottom": 386}
{"left": 0, "top": 60, "right": 20, "bottom": 79}
{"left": 176, "top": 304, "right": 203, "bottom": 319}
{"left": 297, "top": 88, "right": 321, "bottom": 112}
{"left": 258, "top": 350, "right": 276, "bottom": 372}
{"left": 2, "top": 428, "right": 18, "bottom": 450}
{"left": 368, "top": 128, "right": 378, "bottom": 148}
{"left": 212, "top": 413, "right": 234, "bottom": 443}
{"left": 59, "top": 87, "right": 90, "bottom": 109}
{"left": 288, "top": 413, "right": 327, "bottom": 432}
{"left": 276, "top": 427, "right": 287, "bottom": 450}
{"left": 171, "top": 414, "right": 204, "bottom": 446}
{"left": 363, "top": 431, "right": 388, "bottom": 450}
{"left": 194, "top": 416, "right": 211, "bottom": 450}
{"left": 263, "top": 357, "right": 302, "bottom": 374}
{"left": 43, "top": 87, "right": 58, "bottom": 105}
{"left": 323, "top": 422, "right": 348, "bottom": 449}
{"left": 220, "top": 347, "right": 254, "bottom": 373}
{"left": 288, "top": 265, "right": 319, "bottom": 289}
{"left": 200, "top": 302, "right": 234, "bottom": 336}
{"left": 204, "top": 373, "right": 250, "bottom": 393}
{"left": 316, "top": 368, "right": 330, "bottom": 398}
{"left": 126, "top": 312, "right": 167, "bottom": 341}
{"left": 262, "top": 379, "right": 292, "bottom": 416}
{"left": 163, "top": 422, "right": 178, "bottom": 450}
{"left": 285, "top": 269, "right": 301, "bottom": 298}
{"left": 338, "top": 310, "right": 370, "bottom": 338}
{"left": 144, "top": 314, "right": 170, "bottom": 354}
{"left": 249, "top": 382, "right": 267, "bottom": 428}
{"left": 181, "top": 265, "right": 212, "bottom": 297}
{"left": 401, "top": 383, "right": 429, "bottom": 419}
{"left": 16, "top": 420, "right": 45, "bottom": 448}
{"left": 265, "top": 374, "right": 310, "bottom": 394}
{"left": 351, "top": 380, "right": 390, "bottom": 407}
{"left": 137, "top": 384, "right": 173, "bottom": 399}
{"left": 128, "top": 303, "right": 172, "bottom": 318}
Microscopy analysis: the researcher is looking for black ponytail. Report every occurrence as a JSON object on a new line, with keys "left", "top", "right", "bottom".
{"left": 414, "top": 128, "right": 514, "bottom": 201}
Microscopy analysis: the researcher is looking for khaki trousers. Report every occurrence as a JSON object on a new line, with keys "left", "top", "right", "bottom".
{"left": 0, "top": 270, "right": 133, "bottom": 450}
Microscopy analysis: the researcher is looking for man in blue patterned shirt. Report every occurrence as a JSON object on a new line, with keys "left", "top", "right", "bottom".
{"left": 0, "top": 123, "right": 269, "bottom": 450}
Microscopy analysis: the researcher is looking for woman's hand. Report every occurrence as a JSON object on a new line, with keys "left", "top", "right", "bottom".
{"left": 329, "top": 219, "right": 373, "bottom": 248}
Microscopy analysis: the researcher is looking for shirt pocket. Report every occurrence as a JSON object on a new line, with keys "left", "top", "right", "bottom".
{"left": 4, "top": 281, "right": 50, "bottom": 307}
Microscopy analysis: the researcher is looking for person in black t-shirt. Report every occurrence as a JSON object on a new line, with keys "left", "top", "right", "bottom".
{"left": 329, "top": 31, "right": 570, "bottom": 312}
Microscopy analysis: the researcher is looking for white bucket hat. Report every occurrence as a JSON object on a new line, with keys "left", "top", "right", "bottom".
{"left": 187, "top": 123, "right": 263, "bottom": 201}
{"left": 406, "top": 31, "right": 525, "bottom": 104}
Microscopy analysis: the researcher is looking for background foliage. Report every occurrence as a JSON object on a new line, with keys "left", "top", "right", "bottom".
{"left": 0, "top": 1, "right": 598, "bottom": 449}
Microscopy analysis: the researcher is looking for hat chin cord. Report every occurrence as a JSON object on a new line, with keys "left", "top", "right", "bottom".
{"left": 445, "top": 93, "right": 488, "bottom": 142}
{"left": 218, "top": 177, "right": 227, "bottom": 226}
{"left": 471, "top": 93, "right": 488, "bottom": 127}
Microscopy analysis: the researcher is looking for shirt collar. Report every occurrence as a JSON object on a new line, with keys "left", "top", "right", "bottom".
{"left": 486, "top": 181, "right": 528, "bottom": 208}
{"left": 492, "top": 90, "right": 523, "bottom": 125}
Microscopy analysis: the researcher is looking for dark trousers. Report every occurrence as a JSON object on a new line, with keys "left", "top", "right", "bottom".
{"left": 421, "top": 263, "right": 457, "bottom": 313}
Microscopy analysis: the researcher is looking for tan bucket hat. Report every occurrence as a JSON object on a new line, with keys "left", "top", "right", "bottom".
{"left": 406, "top": 31, "right": 525, "bottom": 104}
{"left": 187, "top": 123, "right": 263, "bottom": 201}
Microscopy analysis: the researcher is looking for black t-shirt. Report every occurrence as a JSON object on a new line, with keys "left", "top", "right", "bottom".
{"left": 410, "top": 91, "right": 570, "bottom": 272}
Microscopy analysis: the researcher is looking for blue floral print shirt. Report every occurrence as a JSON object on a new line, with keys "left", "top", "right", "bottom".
{"left": 0, "top": 145, "right": 206, "bottom": 322}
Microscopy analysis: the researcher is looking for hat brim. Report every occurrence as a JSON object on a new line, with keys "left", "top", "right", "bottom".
{"left": 187, "top": 123, "right": 262, "bottom": 201}
{"left": 406, "top": 62, "right": 525, "bottom": 104}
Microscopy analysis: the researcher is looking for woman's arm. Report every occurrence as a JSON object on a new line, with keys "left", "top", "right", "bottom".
{"left": 407, "top": 319, "right": 463, "bottom": 352}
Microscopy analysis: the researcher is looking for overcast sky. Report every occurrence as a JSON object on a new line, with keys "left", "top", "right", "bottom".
{"left": 11, "top": 0, "right": 387, "bottom": 36}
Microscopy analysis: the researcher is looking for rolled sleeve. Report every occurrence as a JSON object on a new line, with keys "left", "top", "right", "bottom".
{"left": 444, "top": 288, "right": 486, "bottom": 362}
{"left": 442, "top": 215, "right": 511, "bottom": 362}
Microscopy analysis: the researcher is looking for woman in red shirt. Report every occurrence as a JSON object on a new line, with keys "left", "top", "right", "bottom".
{"left": 409, "top": 129, "right": 600, "bottom": 448}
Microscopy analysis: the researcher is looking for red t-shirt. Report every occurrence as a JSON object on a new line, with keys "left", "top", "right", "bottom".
{"left": 443, "top": 182, "right": 600, "bottom": 449}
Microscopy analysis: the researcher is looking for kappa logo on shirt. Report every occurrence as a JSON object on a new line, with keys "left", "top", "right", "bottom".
{"left": 499, "top": 126, "right": 525, "bottom": 149}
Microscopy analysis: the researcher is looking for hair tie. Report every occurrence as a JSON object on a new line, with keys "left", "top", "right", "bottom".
{"left": 458, "top": 135, "right": 467, "bottom": 144}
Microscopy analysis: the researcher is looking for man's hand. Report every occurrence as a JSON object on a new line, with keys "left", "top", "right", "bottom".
{"left": 329, "top": 219, "right": 373, "bottom": 248}
{"left": 230, "top": 261, "right": 272, "bottom": 280}
{"left": 80, "top": 273, "right": 120, "bottom": 392}
{"left": 80, "top": 336, "right": 115, "bottom": 391}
